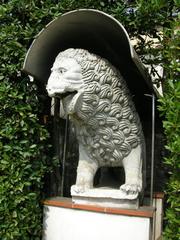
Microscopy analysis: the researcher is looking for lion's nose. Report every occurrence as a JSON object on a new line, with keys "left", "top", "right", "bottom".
{"left": 46, "top": 86, "right": 51, "bottom": 92}
{"left": 46, "top": 86, "right": 54, "bottom": 96}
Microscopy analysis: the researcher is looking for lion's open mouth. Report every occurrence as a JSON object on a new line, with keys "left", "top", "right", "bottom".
{"left": 56, "top": 91, "right": 77, "bottom": 99}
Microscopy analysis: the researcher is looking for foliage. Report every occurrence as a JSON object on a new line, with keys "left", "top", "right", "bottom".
{"left": 0, "top": 0, "right": 179, "bottom": 239}
{"left": 158, "top": 18, "right": 180, "bottom": 239}
{"left": 0, "top": 1, "right": 53, "bottom": 239}
{"left": 159, "top": 81, "right": 180, "bottom": 240}
{"left": 0, "top": 80, "right": 50, "bottom": 239}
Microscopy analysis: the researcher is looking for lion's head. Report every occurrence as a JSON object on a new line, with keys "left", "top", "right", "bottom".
{"left": 46, "top": 48, "right": 100, "bottom": 116}
{"left": 46, "top": 48, "right": 128, "bottom": 119}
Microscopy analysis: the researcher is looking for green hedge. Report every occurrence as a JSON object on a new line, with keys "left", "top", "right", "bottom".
{"left": 158, "top": 17, "right": 180, "bottom": 239}
{"left": 159, "top": 80, "right": 180, "bottom": 240}
{"left": 0, "top": 0, "right": 179, "bottom": 239}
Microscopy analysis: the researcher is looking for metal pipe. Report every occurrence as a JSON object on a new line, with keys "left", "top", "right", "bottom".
{"left": 150, "top": 94, "right": 155, "bottom": 206}
{"left": 60, "top": 115, "right": 69, "bottom": 197}
{"left": 144, "top": 93, "right": 156, "bottom": 240}
{"left": 144, "top": 93, "right": 156, "bottom": 206}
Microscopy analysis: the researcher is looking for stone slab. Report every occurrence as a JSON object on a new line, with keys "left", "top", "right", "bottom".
{"left": 71, "top": 187, "right": 139, "bottom": 209}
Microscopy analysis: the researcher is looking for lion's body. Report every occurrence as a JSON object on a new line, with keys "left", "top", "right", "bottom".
{"left": 47, "top": 48, "right": 145, "bottom": 199}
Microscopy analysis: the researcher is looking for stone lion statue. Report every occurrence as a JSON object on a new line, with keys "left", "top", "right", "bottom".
{"left": 46, "top": 48, "right": 145, "bottom": 199}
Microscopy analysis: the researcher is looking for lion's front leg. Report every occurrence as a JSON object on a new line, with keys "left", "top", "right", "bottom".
{"left": 71, "top": 144, "right": 98, "bottom": 193}
{"left": 120, "top": 145, "right": 143, "bottom": 199}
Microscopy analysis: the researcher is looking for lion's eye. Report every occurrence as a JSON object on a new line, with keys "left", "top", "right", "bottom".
{"left": 58, "top": 68, "right": 67, "bottom": 74}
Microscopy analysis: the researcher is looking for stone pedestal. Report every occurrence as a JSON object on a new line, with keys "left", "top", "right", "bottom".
{"left": 71, "top": 187, "right": 139, "bottom": 209}
{"left": 43, "top": 197, "right": 155, "bottom": 240}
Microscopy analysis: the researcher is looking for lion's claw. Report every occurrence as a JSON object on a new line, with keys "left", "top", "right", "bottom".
{"left": 71, "top": 184, "right": 91, "bottom": 194}
{"left": 120, "top": 183, "right": 141, "bottom": 195}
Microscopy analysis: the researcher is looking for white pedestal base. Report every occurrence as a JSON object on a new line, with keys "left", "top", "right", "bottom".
{"left": 43, "top": 198, "right": 155, "bottom": 240}
{"left": 71, "top": 187, "right": 139, "bottom": 209}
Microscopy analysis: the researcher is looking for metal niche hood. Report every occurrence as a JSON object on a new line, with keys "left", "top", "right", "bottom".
{"left": 23, "top": 9, "right": 154, "bottom": 96}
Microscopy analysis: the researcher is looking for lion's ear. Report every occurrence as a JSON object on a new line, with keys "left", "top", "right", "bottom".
{"left": 68, "top": 91, "right": 84, "bottom": 114}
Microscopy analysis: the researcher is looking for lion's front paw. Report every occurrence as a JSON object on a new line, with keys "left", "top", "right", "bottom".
{"left": 71, "top": 184, "right": 91, "bottom": 194}
{"left": 119, "top": 183, "right": 141, "bottom": 199}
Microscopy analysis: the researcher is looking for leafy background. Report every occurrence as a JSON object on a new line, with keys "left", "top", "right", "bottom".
{"left": 0, "top": 0, "right": 179, "bottom": 239}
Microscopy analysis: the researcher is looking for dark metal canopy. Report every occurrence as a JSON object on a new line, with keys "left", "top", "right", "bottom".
{"left": 23, "top": 9, "right": 154, "bottom": 97}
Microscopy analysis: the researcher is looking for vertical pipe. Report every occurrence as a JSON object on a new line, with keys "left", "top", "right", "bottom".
{"left": 144, "top": 93, "right": 156, "bottom": 240}
{"left": 53, "top": 98, "right": 61, "bottom": 196}
{"left": 60, "top": 115, "right": 69, "bottom": 197}
{"left": 151, "top": 94, "right": 156, "bottom": 240}
{"left": 150, "top": 94, "right": 155, "bottom": 206}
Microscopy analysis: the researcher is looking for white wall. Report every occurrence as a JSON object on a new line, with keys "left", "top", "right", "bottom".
{"left": 43, "top": 205, "right": 151, "bottom": 240}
